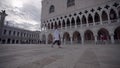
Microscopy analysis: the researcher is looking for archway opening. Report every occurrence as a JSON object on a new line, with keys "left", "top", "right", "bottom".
{"left": 84, "top": 30, "right": 94, "bottom": 44}
{"left": 62, "top": 20, "right": 65, "bottom": 28}
{"left": 12, "top": 39, "right": 15, "bottom": 44}
{"left": 94, "top": 12, "right": 100, "bottom": 23}
{"left": 16, "top": 40, "right": 19, "bottom": 44}
{"left": 98, "top": 28, "right": 110, "bottom": 43}
{"left": 110, "top": 9, "right": 117, "bottom": 21}
{"left": 67, "top": 19, "right": 70, "bottom": 27}
{"left": 2, "top": 39, "right": 5, "bottom": 44}
{"left": 54, "top": 22, "right": 57, "bottom": 29}
{"left": 7, "top": 38, "right": 11, "bottom": 44}
{"left": 114, "top": 26, "right": 120, "bottom": 43}
{"left": 88, "top": 14, "right": 93, "bottom": 23}
{"left": 51, "top": 23, "right": 53, "bottom": 29}
{"left": 63, "top": 32, "right": 70, "bottom": 44}
{"left": 82, "top": 15, "right": 87, "bottom": 24}
{"left": 48, "top": 23, "right": 50, "bottom": 29}
{"left": 58, "top": 21, "right": 61, "bottom": 28}
{"left": 102, "top": 11, "right": 108, "bottom": 21}
{"left": 73, "top": 31, "right": 81, "bottom": 44}
{"left": 76, "top": 16, "right": 81, "bottom": 26}
{"left": 71, "top": 18, "right": 75, "bottom": 27}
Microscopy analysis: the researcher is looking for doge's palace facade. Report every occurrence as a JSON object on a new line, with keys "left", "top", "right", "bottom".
{"left": 40, "top": 0, "right": 120, "bottom": 45}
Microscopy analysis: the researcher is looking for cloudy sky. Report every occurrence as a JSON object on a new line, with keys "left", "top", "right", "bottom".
{"left": 0, "top": 0, "right": 42, "bottom": 31}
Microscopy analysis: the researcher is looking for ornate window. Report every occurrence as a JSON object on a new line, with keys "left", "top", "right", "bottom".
{"left": 49, "top": 5, "right": 55, "bottom": 13}
{"left": 67, "top": 0, "right": 75, "bottom": 7}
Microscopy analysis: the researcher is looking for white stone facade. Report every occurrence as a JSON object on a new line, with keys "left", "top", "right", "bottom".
{"left": 41, "top": 0, "right": 120, "bottom": 44}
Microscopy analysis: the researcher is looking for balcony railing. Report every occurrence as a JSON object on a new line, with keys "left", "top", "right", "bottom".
{"left": 102, "top": 20, "right": 108, "bottom": 24}
{"left": 111, "top": 19, "right": 117, "bottom": 23}
{"left": 82, "top": 24, "right": 87, "bottom": 27}
{"left": 95, "top": 22, "right": 100, "bottom": 25}
{"left": 88, "top": 23, "right": 94, "bottom": 26}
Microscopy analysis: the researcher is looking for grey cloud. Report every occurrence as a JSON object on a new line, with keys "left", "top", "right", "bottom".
{"left": 0, "top": 0, "right": 42, "bottom": 31}
{"left": 21, "top": 4, "right": 41, "bottom": 22}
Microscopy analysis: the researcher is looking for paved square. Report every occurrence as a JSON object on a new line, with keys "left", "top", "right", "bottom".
{"left": 0, "top": 44, "right": 120, "bottom": 68}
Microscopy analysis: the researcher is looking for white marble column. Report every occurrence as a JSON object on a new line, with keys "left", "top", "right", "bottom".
{"left": 75, "top": 19, "right": 77, "bottom": 28}
{"left": 93, "top": 16, "right": 95, "bottom": 26}
{"left": 94, "top": 35, "right": 98, "bottom": 44}
{"left": 108, "top": 13, "right": 111, "bottom": 24}
{"left": 70, "top": 37, "right": 73, "bottom": 45}
{"left": 100, "top": 14, "right": 103, "bottom": 25}
{"left": 110, "top": 34, "right": 114, "bottom": 44}
{"left": 46, "top": 35, "right": 48, "bottom": 44}
{"left": 86, "top": 18, "right": 89, "bottom": 27}
{"left": 81, "top": 34, "right": 84, "bottom": 44}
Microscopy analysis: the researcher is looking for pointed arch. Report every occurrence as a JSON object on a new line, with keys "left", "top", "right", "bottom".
{"left": 94, "top": 12, "right": 100, "bottom": 22}
{"left": 67, "top": 18, "right": 70, "bottom": 27}
{"left": 51, "top": 22, "right": 53, "bottom": 29}
{"left": 62, "top": 20, "right": 65, "bottom": 27}
{"left": 114, "top": 26, "right": 120, "bottom": 40}
{"left": 54, "top": 22, "right": 57, "bottom": 28}
{"left": 73, "top": 31, "right": 81, "bottom": 44}
{"left": 76, "top": 16, "right": 81, "bottom": 25}
{"left": 58, "top": 21, "right": 61, "bottom": 28}
{"left": 82, "top": 15, "right": 87, "bottom": 24}
{"left": 98, "top": 28, "right": 110, "bottom": 41}
{"left": 63, "top": 32, "right": 70, "bottom": 44}
{"left": 71, "top": 17, "right": 75, "bottom": 26}
{"left": 88, "top": 14, "right": 93, "bottom": 23}
{"left": 48, "top": 23, "right": 50, "bottom": 29}
{"left": 84, "top": 30, "right": 94, "bottom": 40}
{"left": 102, "top": 11, "right": 108, "bottom": 21}
{"left": 110, "top": 9, "right": 117, "bottom": 20}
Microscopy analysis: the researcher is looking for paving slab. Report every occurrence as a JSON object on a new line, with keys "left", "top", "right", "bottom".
{"left": 0, "top": 44, "right": 120, "bottom": 68}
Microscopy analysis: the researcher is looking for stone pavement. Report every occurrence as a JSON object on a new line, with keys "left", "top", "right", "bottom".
{"left": 0, "top": 44, "right": 120, "bottom": 68}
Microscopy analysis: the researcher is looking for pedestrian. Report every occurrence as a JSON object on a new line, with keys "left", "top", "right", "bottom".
{"left": 51, "top": 27, "right": 61, "bottom": 48}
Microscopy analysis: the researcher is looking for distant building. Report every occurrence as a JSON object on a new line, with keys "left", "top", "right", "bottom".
{"left": 0, "top": 10, "right": 41, "bottom": 44}
{"left": 41, "top": 0, "right": 120, "bottom": 44}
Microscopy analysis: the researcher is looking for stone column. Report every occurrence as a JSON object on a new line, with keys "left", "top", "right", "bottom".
{"left": 86, "top": 18, "right": 89, "bottom": 27}
{"left": 46, "top": 34, "right": 48, "bottom": 44}
{"left": 75, "top": 18, "right": 77, "bottom": 28}
{"left": 93, "top": 16, "right": 95, "bottom": 26}
{"left": 110, "top": 34, "right": 114, "bottom": 44}
{"left": 80, "top": 18, "right": 82, "bottom": 27}
{"left": 70, "top": 20, "right": 72, "bottom": 29}
{"left": 81, "top": 34, "right": 84, "bottom": 44}
{"left": 65, "top": 20, "right": 67, "bottom": 29}
{"left": 94, "top": 35, "right": 98, "bottom": 44}
{"left": 108, "top": 13, "right": 111, "bottom": 24}
{"left": 61, "top": 22, "right": 62, "bottom": 29}
{"left": 70, "top": 37, "right": 73, "bottom": 45}
{"left": 70, "top": 34, "right": 73, "bottom": 45}
{"left": 100, "top": 14, "right": 103, "bottom": 25}
{"left": 60, "top": 34, "right": 63, "bottom": 45}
